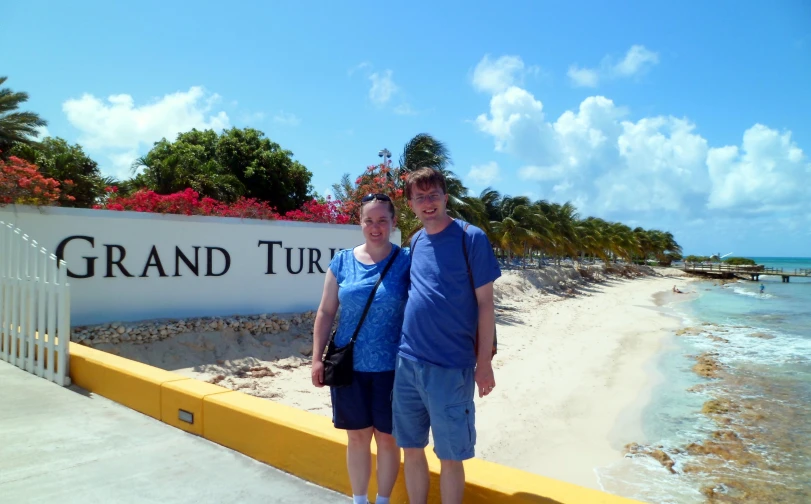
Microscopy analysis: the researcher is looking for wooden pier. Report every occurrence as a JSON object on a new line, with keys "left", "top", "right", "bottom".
{"left": 682, "top": 263, "right": 811, "bottom": 283}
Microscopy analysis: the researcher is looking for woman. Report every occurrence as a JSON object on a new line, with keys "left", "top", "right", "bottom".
{"left": 311, "top": 193, "right": 410, "bottom": 504}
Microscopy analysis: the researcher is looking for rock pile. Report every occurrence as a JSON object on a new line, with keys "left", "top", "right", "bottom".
{"left": 71, "top": 311, "right": 318, "bottom": 346}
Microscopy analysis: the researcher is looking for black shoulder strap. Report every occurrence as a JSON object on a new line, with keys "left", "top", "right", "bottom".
{"left": 350, "top": 247, "right": 400, "bottom": 344}
{"left": 461, "top": 222, "right": 476, "bottom": 292}
{"left": 410, "top": 229, "right": 424, "bottom": 254}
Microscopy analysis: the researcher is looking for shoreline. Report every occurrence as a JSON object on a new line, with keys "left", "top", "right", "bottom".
{"left": 474, "top": 268, "right": 693, "bottom": 490}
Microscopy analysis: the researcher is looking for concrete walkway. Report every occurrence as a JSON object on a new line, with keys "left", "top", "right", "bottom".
{"left": 0, "top": 361, "right": 349, "bottom": 503}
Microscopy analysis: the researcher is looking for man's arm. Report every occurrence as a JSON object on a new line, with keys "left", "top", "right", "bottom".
{"left": 474, "top": 281, "right": 496, "bottom": 397}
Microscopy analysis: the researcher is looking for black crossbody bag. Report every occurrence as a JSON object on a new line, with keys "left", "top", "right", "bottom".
{"left": 322, "top": 247, "right": 400, "bottom": 387}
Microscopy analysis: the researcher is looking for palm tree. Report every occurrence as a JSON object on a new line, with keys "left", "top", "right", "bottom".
{"left": 576, "top": 217, "right": 608, "bottom": 263}
{"left": 398, "top": 133, "right": 473, "bottom": 221}
{"left": 603, "top": 222, "right": 639, "bottom": 263}
{"left": 478, "top": 188, "right": 503, "bottom": 222}
{"left": 634, "top": 227, "right": 654, "bottom": 264}
{"left": 398, "top": 133, "right": 452, "bottom": 173}
{"left": 651, "top": 230, "right": 682, "bottom": 265}
{"left": 537, "top": 201, "right": 580, "bottom": 264}
{"left": 0, "top": 77, "right": 47, "bottom": 156}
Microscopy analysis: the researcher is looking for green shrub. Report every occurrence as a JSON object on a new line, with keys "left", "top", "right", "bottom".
{"left": 684, "top": 255, "right": 711, "bottom": 263}
{"left": 723, "top": 257, "right": 756, "bottom": 266}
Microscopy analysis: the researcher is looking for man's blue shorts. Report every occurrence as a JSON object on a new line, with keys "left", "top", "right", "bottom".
{"left": 392, "top": 355, "right": 476, "bottom": 461}
{"left": 330, "top": 370, "right": 395, "bottom": 433}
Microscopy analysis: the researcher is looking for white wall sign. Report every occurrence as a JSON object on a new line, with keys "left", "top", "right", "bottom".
{"left": 0, "top": 205, "right": 399, "bottom": 326}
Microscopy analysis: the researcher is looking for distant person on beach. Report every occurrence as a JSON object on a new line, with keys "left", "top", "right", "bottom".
{"left": 394, "top": 167, "right": 501, "bottom": 504}
{"left": 311, "top": 193, "right": 410, "bottom": 504}
{"left": 760, "top": 283, "right": 765, "bottom": 294}
{"left": 673, "top": 285, "right": 684, "bottom": 294}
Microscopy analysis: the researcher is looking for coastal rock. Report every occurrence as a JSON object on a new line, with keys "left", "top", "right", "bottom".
{"left": 624, "top": 443, "right": 677, "bottom": 474}
{"left": 702, "top": 398, "right": 738, "bottom": 416}
{"left": 693, "top": 352, "right": 723, "bottom": 378}
{"left": 675, "top": 327, "right": 703, "bottom": 337}
{"left": 70, "top": 310, "right": 317, "bottom": 347}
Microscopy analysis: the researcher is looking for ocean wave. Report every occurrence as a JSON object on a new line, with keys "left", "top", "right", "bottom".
{"left": 686, "top": 325, "right": 811, "bottom": 366}
{"left": 596, "top": 452, "right": 706, "bottom": 504}
{"left": 729, "top": 286, "right": 775, "bottom": 299}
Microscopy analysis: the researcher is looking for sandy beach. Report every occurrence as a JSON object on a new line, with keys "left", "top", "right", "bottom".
{"left": 476, "top": 267, "right": 691, "bottom": 490}
{"left": 90, "top": 264, "right": 692, "bottom": 491}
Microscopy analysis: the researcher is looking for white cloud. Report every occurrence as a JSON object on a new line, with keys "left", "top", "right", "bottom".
{"left": 348, "top": 61, "right": 371, "bottom": 76}
{"left": 707, "top": 124, "right": 810, "bottom": 211}
{"left": 394, "top": 104, "right": 417, "bottom": 115}
{"left": 477, "top": 90, "right": 709, "bottom": 214}
{"left": 474, "top": 86, "right": 550, "bottom": 157}
{"left": 473, "top": 79, "right": 809, "bottom": 219}
{"left": 612, "top": 45, "right": 659, "bottom": 77}
{"left": 567, "top": 66, "right": 599, "bottom": 88}
{"left": 567, "top": 45, "right": 659, "bottom": 87}
{"left": 273, "top": 111, "right": 301, "bottom": 126}
{"left": 109, "top": 150, "right": 140, "bottom": 176}
{"left": 354, "top": 63, "right": 416, "bottom": 113}
{"left": 32, "top": 125, "right": 50, "bottom": 140}
{"left": 63, "top": 86, "right": 229, "bottom": 178}
{"left": 369, "top": 70, "right": 398, "bottom": 106}
{"left": 473, "top": 55, "right": 526, "bottom": 93}
{"left": 467, "top": 162, "right": 501, "bottom": 186}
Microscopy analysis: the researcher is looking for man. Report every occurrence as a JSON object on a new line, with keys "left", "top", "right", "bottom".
{"left": 392, "top": 167, "right": 501, "bottom": 504}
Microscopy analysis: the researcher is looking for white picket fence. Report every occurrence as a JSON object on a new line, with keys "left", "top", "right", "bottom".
{"left": 0, "top": 221, "right": 71, "bottom": 386}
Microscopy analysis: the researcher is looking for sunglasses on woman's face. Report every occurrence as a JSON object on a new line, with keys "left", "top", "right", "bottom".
{"left": 361, "top": 193, "right": 392, "bottom": 203}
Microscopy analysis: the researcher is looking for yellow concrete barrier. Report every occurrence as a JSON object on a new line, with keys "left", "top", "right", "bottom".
{"left": 203, "top": 391, "right": 355, "bottom": 495}
{"left": 161, "top": 379, "right": 233, "bottom": 436}
{"left": 464, "top": 457, "right": 640, "bottom": 503}
{"left": 69, "top": 342, "right": 644, "bottom": 503}
{"left": 202, "top": 391, "right": 642, "bottom": 504}
{"left": 69, "top": 343, "right": 185, "bottom": 419}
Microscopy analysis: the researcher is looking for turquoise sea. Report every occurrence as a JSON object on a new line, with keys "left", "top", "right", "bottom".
{"left": 597, "top": 258, "right": 811, "bottom": 503}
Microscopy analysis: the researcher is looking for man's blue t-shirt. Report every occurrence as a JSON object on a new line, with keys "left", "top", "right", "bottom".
{"left": 329, "top": 245, "right": 411, "bottom": 372}
{"left": 399, "top": 220, "right": 502, "bottom": 369}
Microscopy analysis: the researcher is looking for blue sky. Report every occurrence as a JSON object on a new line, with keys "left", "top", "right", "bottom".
{"left": 4, "top": 0, "right": 810, "bottom": 256}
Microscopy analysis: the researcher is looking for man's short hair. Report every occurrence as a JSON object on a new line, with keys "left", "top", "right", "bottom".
{"left": 405, "top": 167, "right": 447, "bottom": 201}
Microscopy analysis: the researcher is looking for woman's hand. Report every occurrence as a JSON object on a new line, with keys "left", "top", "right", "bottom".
{"left": 312, "top": 270, "right": 338, "bottom": 389}
{"left": 311, "top": 359, "right": 325, "bottom": 387}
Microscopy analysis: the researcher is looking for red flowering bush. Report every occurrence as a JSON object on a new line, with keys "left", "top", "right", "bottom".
{"left": 283, "top": 196, "right": 350, "bottom": 224}
{"left": 94, "top": 187, "right": 351, "bottom": 224}
{"left": 95, "top": 187, "right": 282, "bottom": 219}
{"left": 91, "top": 163, "right": 412, "bottom": 227}
{"left": 0, "top": 154, "right": 71, "bottom": 206}
{"left": 340, "top": 164, "right": 407, "bottom": 224}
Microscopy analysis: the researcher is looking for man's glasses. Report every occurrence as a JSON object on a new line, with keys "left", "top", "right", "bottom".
{"left": 412, "top": 193, "right": 443, "bottom": 204}
{"left": 361, "top": 193, "right": 392, "bottom": 203}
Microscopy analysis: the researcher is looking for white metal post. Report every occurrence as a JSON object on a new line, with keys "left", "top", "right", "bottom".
{"left": 35, "top": 247, "right": 47, "bottom": 378}
{"left": 56, "top": 259, "right": 71, "bottom": 386}
{"left": 10, "top": 228, "right": 21, "bottom": 367}
{"left": 45, "top": 254, "right": 57, "bottom": 383}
